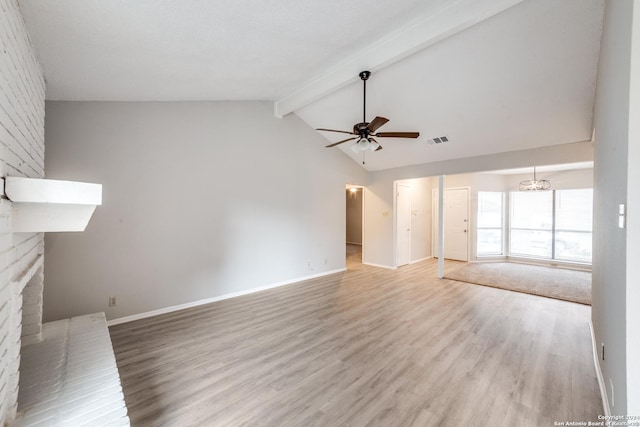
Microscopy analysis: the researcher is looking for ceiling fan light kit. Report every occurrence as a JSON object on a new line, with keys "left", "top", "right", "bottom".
{"left": 316, "top": 70, "right": 419, "bottom": 163}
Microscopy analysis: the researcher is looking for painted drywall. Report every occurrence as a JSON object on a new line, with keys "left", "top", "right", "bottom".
{"left": 504, "top": 168, "right": 593, "bottom": 191}
{"left": 409, "top": 177, "right": 432, "bottom": 262}
{"left": 369, "top": 140, "right": 594, "bottom": 182}
{"left": 592, "top": 0, "right": 635, "bottom": 414}
{"left": 362, "top": 180, "right": 394, "bottom": 268}
{"left": 43, "top": 101, "right": 367, "bottom": 321}
{"left": 346, "top": 188, "right": 362, "bottom": 244}
{"left": 0, "top": 0, "right": 45, "bottom": 423}
{"left": 626, "top": 0, "right": 640, "bottom": 414}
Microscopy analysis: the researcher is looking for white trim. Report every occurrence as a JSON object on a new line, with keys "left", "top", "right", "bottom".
{"left": 362, "top": 262, "right": 397, "bottom": 270}
{"left": 107, "top": 268, "right": 346, "bottom": 326}
{"left": 410, "top": 256, "right": 432, "bottom": 265}
{"left": 589, "top": 320, "right": 611, "bottom": 417}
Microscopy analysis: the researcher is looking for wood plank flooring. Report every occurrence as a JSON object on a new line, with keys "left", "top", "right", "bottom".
{"left": 109, "top": 258, "right": 602, "bottom": 426}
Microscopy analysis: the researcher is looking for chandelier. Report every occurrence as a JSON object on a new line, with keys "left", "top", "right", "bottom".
{"left": 519, "top": 167, "right": 551, "bottom": 191}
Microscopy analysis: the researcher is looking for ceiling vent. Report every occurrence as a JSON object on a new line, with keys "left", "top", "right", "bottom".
{"left": 426, "top": 136, "right": 449, "bottom": 145}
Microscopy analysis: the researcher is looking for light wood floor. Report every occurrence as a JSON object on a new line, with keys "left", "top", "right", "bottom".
{"left": 110, "top": 257, "right": 602, "bottom": 426}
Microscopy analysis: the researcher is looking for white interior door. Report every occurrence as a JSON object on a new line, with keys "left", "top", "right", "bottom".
{"left": 396, "top": 184, "right": 411, "bottom": 267}
{"left": 432, "top": 188, "right": 469, "bottom": 261}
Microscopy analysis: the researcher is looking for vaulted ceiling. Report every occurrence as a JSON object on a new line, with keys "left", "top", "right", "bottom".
{"left": 19, "top": 0, "right": 605, "bottom": 171}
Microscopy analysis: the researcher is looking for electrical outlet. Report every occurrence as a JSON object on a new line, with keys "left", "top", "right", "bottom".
{"left": 108, "top": 296, "right": 117, "bottom": 307}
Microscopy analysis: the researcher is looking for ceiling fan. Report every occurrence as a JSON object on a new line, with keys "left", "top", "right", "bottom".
{"left": 317, "top": 70, "right": 419, "bottom": 156}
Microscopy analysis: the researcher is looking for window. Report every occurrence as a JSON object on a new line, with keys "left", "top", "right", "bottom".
{"left": 554, "top": 189, "right": 593, "bottom": 263}
{"left": 509, "top": 189, "right": 593, "bottom": 263}
{"left": 477, "top": 192, "right": 503, "bottom": 256}
{"left": 510, "top": 191, "right": 553, "bottom": 258}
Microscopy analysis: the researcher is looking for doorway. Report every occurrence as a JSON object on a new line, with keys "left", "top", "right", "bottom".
{"left": 433, "top": 187, "right": 470, "bottom": 262}
{"left": 346, "top": 186, "right": 363, "bottom": 266}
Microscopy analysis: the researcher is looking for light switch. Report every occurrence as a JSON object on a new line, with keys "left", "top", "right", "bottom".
{"left": 619, "top": 204, "right": 626, "bottom": 229}
{"left": 619, "top": 204, "right": 625, "bottom": 215}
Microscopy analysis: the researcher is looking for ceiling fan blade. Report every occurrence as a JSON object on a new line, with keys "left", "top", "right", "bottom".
{"left": 375, "top": 132, "right": 420, "bottom": 138}
{"left": 367, "top": 116, "right": 389, "bottom": 133}
{"left": 317, "top": 128, "right": 356, "bottom": 135}
{"left": 325, "top": 137, "right": 356, "bottom": 148}
{"left": 369, "top": 138, "right": 383, "bottom": 151}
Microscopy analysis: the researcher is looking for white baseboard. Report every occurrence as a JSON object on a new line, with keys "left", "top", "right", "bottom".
{"left": 362, "top": 262, "right": 397, "bottom": 270}
{"left": 588, "top": 320, "right": 611, "bottom": 417}
{"left": 410, "top": 257, "right": 432, "bottom": 265}
{"left": 107, "top": 268, "right": 346, "bottom": 326}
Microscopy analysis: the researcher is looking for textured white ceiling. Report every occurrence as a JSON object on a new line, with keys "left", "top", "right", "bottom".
{"left": 18, "top": 0, "right": 451, "bottom": 100}
{"left": 18, "top": 0, "right": 605, "bottom": 172}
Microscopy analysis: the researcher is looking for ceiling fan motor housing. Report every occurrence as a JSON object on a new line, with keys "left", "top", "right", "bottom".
{"left": 353, "top": 122, "right": 370, "bottom": 137}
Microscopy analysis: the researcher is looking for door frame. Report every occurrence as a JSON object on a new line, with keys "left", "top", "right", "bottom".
{"left": 432, "top": 186, "right": 471, "bottom": 261}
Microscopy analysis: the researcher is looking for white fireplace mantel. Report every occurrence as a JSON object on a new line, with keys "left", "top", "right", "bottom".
{"left": 3, "top": 177, "right": 102, "bottom": 233}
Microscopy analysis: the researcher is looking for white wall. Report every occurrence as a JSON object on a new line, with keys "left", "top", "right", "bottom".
{"left": 626, "top": 0, "right": 640, "bottom": 414}
{"left": 409, "top": 177, "right": 432, "bottom": 263}
{"left": 362, "top": 178, "right": 394, "bottom": 268}
{"left": 592, "top": 0, "right": 638, "bottom": 414}
{"left": 0, "top": 0, "right": 45, "bottom": 423}
{"left": 43, "top": 101, "right": 367, "bottom": 322}
{"left": 504, "top": 168, "right": 593, "bottom": 191}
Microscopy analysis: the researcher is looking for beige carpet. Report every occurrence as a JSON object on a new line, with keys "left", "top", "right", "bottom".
{"left": 444, "top": 262, "right": 591, "bottom": 305}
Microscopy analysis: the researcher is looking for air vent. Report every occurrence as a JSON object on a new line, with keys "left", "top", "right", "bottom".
{"left": 426, "top": 135, "right": 449, "bottom": 145}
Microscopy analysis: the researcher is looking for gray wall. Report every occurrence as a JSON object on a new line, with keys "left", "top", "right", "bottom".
{"left": 592, "top": 0, "right": 638, "bottom": 414}
{"left": 43, "top": 101, "right": 367, "bottom": 321}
